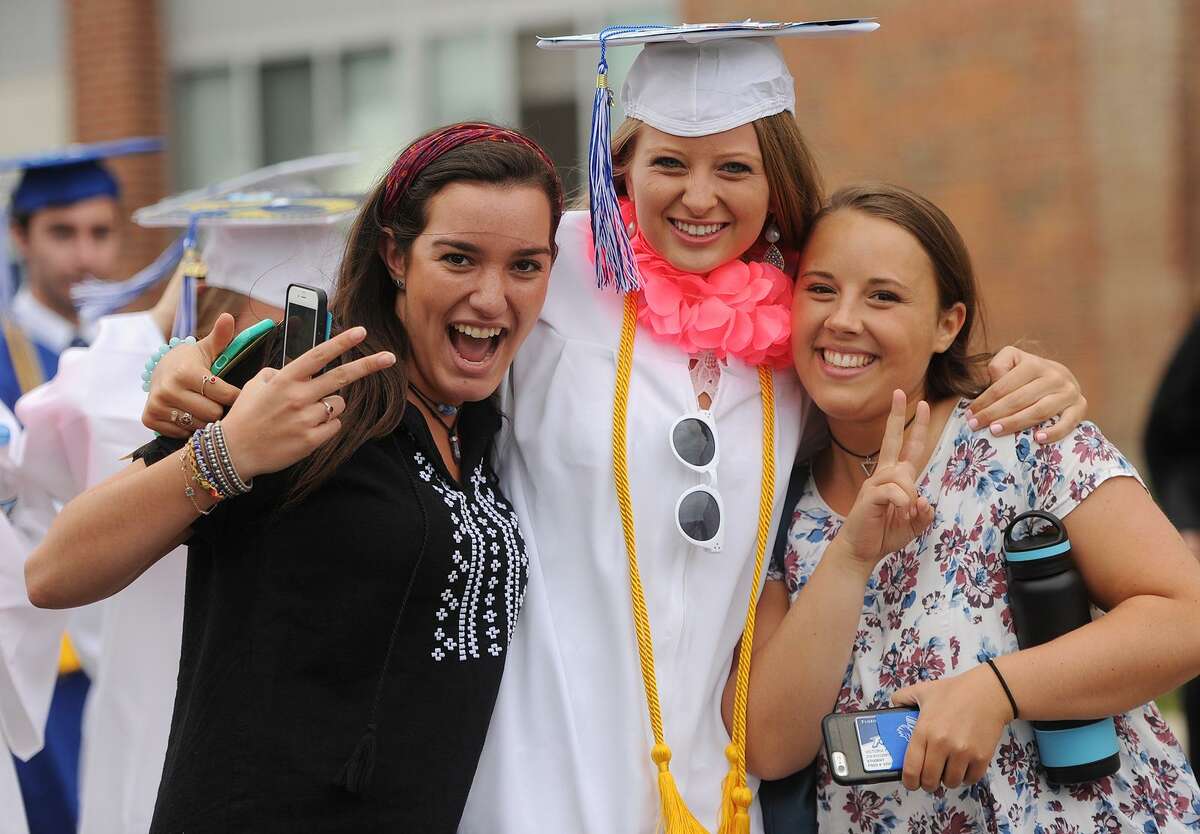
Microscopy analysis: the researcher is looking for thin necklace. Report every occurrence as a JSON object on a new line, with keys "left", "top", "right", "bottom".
{"left": 829, "top": 414, "right": 917, "bottom": 477}
{"left": 409, "top": 385, "right": 462, "bottom": 464}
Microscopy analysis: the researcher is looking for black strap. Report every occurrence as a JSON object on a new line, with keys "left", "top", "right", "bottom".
{"left": 759, "top": 454, "right": 818, "bottom": 834}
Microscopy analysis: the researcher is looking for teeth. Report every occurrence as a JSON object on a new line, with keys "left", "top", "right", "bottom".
{"left": 823, "top": 350, "right": 876, "bottom": 369}
{"left": 671, "top": 219, "right": 725, "bottom": 237}
{"left": 452, "top": 324, "right": 503, "bottom": 339}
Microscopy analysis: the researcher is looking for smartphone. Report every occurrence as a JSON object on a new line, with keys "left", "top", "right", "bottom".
{"left": 822, "top": 707, "right": 919, "bottom": 786}
{"left": 282, "top": 283, "right": 329, "bottom": 366}
{"left": 210, "top": 318, "right": 277, "bottom": 379}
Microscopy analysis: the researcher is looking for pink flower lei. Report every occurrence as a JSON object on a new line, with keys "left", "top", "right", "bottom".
{"left": 613, "top": 200, "right": 794, "bottom": 368}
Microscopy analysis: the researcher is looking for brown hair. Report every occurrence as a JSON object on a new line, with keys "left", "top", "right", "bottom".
{"left": 813, "top": 183, "right": 990, "bottom": 400}
{"left": 608, "top": 112, "right": 824, "bottom": 253}
{"left": 287, "top": 124, "right": 564, "bottom": 503}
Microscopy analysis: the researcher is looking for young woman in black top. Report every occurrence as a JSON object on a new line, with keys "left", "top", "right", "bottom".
{"left": 26, "top": 123, "right": 564, "bottom": 832}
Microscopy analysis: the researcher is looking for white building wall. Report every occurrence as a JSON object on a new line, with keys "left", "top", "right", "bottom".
{"left": 0, "top": 0, "right": 69, "bottom": 156}
{"left": 163, "top": 0, "right": 679, "bottom": 191}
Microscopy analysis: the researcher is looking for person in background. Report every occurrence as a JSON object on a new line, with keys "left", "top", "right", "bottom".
{"left": 14, "top": 189, "right": 352, "bottom": 833}
{"left": 733, "top": 183, "right": 1200, "bottom": 832}
{"left": 1, "top": 401, "right": 66, "bottom": 834}
{"left": 0, "top": 136, "right": 162, "bottom": 834}
{"left": 0, "top": 138, "right": 162, "bottom": 413}
{"left": 1145, "top": 313, "right": 1200, "bottom": 766}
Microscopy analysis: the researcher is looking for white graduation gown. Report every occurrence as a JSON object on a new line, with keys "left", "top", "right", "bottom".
{"left": 460, "top": 212, "right": 811, "bottom": 834}
{"left": 0, "top": 405, "right": 61, "bottom": 834}
{"left": 14, "top": 312, "right": 186, "bottom": 834}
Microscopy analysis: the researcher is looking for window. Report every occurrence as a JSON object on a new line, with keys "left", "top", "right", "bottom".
{"left": 173, "top": 68, "right": 237, "bottom": 190}
{"left": 261, "top": 58, "right": 314, "bottom": 165}
{"left": 516, "top": 24, "right": 581, "bottom": 194}
{"left": 429, "top": 31, "right": 507, "bottom": 125}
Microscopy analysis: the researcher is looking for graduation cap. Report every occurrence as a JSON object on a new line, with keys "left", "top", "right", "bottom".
{"left": 0, "top": 136, "right": 164, "bottom": 316}
{"left": 1, "top": 136, "right": 163, "bottom": 217}
{"left": 537, "top": 20, "right": 878, "bottom": 293}
{"left": 134, "top": 193, "right": 359, "bottom": 339}
{"left": 70, "top": 152, "right": 361, "bottom": 323}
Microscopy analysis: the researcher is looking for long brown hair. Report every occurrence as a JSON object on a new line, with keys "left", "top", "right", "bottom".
{"left": 608, "top": 112, "right": 824, "bottom": 253}
{"left": 287, "top": 125, "right": 564, "bottom": 502}
{"left": 813, "top": 183, "right": 990, "bottom": 400}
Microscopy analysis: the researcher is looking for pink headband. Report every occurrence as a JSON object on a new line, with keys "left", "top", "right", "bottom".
{"left": 382, "top": 122, "right": 560, "bottom": 216}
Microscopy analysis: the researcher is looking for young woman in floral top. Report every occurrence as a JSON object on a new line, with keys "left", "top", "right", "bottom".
{"left": 728, "top": 183, "right": 1200, "bottom": 832}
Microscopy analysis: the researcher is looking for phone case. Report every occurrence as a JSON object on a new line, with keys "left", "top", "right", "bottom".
{"left": 282, "top": 284, "right": 329, "bottom": 366}
{"left": 822, "top": 707, "right": 917, "bottom": 786}
{"left": 210, "top": 318, "right": 277, "bottom": 379}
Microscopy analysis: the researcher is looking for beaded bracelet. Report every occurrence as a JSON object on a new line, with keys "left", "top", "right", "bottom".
{"left": 211, "top": 420, "right": 253, "bottom": 494}
{"left": 142, "top": 336, "right": 197, "bottom": 392}
{"left": 187, "top": 423, "right": 253, "bottom": 501}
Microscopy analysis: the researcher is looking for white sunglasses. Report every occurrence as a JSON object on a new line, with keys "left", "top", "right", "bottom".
{"left": 668, "top": 411, "right": 724, "bottom": 552}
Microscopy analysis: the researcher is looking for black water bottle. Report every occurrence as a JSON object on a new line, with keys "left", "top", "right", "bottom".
{"left": 1003, "top": 510, "right": 1120, "bottom": 784}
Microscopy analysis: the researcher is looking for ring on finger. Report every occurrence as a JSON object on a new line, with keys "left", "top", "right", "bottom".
{"left": 321, "top": 397, "right": 335, "bottom": 422}
{"left": 171, "top": 409, "right": 194, "bottom": 428}
{"left": 200, "top": 374, "right": 218, "bottom": 399}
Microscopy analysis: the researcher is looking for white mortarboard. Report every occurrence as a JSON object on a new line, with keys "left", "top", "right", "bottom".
{"left": 134, "top": 194, "right": 359, "bottom": 338}
{"left": 70, "top": 152, "right": 360, "bottom": 322}
{"left": 537, "top": 20, "right": 878, "bottom": 292}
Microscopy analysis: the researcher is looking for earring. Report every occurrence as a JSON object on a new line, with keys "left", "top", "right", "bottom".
{"left": 627, "top": 220, "right": 637, "bottom": 236}
{"left": 392, "top": 275, "right": 406, "bottom": 291}
{"left": 763, "top": 221, "right": 785, "bottom": 271}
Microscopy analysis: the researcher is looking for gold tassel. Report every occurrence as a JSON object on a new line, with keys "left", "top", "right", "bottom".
{"left": 652, "top": 744, "right": 710, "bottom": 834}
{"left": 717, "top": 745, "right": 752, "bottom": 834}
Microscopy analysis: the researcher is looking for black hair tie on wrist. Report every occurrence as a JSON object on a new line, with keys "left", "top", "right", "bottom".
{"left": 985, "top": 657, "right": 1020, "bottom": 721}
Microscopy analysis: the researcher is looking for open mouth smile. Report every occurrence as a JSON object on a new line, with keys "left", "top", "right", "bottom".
{"left": 448, "top": 323, "right": 507, "bottom": 365}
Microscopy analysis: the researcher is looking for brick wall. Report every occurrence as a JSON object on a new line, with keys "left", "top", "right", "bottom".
{"left": 67, "top": 0, "right": 169, "bottom": 285}
{"left": 681, "top": 0, "right": 1197, "bottom": 462}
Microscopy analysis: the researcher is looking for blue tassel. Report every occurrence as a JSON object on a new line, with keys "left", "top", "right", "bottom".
{"left": 588, "top": 25, "right": 665, "bottom": 293}
{"left": 171, "top": 217, "right": 203, "bottom": 339}
{"left": 72, "top": 234, "right": 185, "bottom": 321}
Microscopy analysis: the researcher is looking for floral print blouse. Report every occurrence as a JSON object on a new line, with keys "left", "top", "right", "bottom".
{"left": 769, "top": 400, "right": 1200, "bottom": 833}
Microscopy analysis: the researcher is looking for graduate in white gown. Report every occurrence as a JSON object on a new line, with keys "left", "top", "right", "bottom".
{"left": 13, "top": 191, "right": 353, "bottom": 834}
{"left": 0, "top": 403, "right": 64, "bottom": 834}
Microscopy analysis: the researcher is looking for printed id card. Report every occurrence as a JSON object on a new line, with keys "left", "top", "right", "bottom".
{"left": 854, "top": 710, "right": 918, "bottom": 772}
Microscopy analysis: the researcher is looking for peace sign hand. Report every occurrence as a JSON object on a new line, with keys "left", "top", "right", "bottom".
{"left": 836, "top": 390, "right": 935, "bottom": 570}
{"left": 218, "top": 326, "right": 396, "bottom": 482}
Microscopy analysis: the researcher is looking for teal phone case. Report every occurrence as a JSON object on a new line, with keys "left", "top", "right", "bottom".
{"left": 210, "top": 318, "right": 276, "bottom": 377}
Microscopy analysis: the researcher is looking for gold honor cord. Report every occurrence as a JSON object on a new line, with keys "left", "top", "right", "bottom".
{"left": 611, "top": 293, "right": 776, "bottom": 834}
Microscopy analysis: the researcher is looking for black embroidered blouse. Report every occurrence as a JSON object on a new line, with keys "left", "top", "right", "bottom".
{"left": 139, "top": 397, "right": 528, "bottom": 833}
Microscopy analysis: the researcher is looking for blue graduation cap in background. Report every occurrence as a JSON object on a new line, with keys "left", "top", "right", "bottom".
{"left": 0, "top": 136, "right": 164, "bottom": 316}
{"left": 1, "top": 136, "right": 163, "bottom": 216}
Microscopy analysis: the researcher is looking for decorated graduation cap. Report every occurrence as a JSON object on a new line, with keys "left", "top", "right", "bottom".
{"left": 134, "top": 193, "right": 358, "bottom": 338}
{"left": 537, "top": 20, "right": 878, "bottom": 294}
{"left": 71, "top": 152, "right": 360, "bottom": 323}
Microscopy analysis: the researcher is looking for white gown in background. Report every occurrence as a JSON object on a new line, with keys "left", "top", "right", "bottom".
{"left": 460, "top": 212, "right": 812, "bottom": 834}
{"left": 0, "top": 404, "right": 64, "bottom": 834}
{"left": 15, "top": 312, "right": 186, "bottom": 834}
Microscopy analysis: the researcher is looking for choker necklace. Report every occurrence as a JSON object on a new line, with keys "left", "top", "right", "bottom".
{"left": 409, "top": 385, "right": 462, "bottom": 464}
{"left": 830, "top": 414, "right": 917, "bottom": 477}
